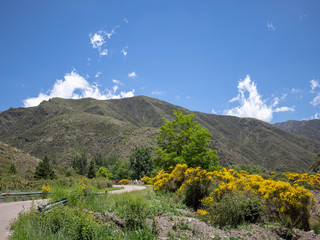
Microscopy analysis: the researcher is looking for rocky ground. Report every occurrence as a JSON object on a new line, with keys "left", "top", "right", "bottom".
{"left": 153, "top": 209, "right": 319, "bottom": 240}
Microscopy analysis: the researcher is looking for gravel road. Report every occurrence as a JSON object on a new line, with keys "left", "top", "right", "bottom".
{"left": 0, "top": 185, "right": 146, "bottom": 240}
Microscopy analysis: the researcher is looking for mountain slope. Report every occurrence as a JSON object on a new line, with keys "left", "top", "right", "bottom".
{"left": 274, "top": 119, "right": 320, "bottom": 142}
{"left": 0, "top": 96, "right": 319, "bottom": 172}
{"left": 0, "top": 141, "right": 40, "bottom": 177}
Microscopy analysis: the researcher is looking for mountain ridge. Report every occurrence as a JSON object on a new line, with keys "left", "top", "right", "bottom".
{"left": 0, "top": 96, "right": 319, "bottom": 173}
{"left": 274, "top": 119, "right": 320, "bottom": 142}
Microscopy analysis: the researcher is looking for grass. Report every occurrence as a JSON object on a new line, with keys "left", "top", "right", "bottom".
{"left": 9, "top": 188, "right": 186, "bottom": 240}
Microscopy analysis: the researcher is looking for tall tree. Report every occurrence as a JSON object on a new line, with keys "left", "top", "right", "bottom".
{"left": 111, "top": 158, "right": 131, "bottom": 180}
{"left": 34, "top": 156, "right": 56, "bottom": 180}
{"left": 87, "top": 160, "right": 96, "bottom": 179}
{"left": 130, "top": 147, "right": 154, "bottom": 179}
{"left": 72, "top": 151, "right": 88, "bottom": 175}
{"left": 155, "top": 109, "right": 219, "bottom": 170}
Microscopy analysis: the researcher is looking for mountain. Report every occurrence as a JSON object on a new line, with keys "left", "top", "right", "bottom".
{"left": 274, "top": 119, "right": 320, "bottom": 142}
{"left": 0, "top": 96, "right": 319, "bottom": 173}
{"left": 0, "top": 141, "right": 40, "bottom": 177}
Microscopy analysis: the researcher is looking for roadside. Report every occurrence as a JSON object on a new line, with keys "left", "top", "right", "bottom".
{"left": 0, "top": 185, "right": 146, "bottom": 240}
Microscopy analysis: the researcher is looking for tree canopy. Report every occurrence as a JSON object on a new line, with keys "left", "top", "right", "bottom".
{"left": 130, "top": 147, "right": 154, "bottom": 179}
{"left": 34, "top": 156, "right": 56, "bottom": 180}
{"left": 155, "top": 109, "right": 219, "bottom": 170}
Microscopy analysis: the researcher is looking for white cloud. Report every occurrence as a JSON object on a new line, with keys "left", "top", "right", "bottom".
{"left": 310, "top": 79, "right": 320, "bottom": 106}
{"left": 311, "top": 113, "right": 320, "bottom": 120}
{"left": 23, "top": 71, "right": 134, "bottom": 107}
{"left": 122, "top": 46, "right": 128, "bottom": 56}
{"left": 90, "top": 33, "right": 105, "bottom": 48}
{"left": 123, "top": 18, "right": 128, "bottom": 23}
{"left": 211, "top": 109, "right": 216, "bottom": 114}
{"left": 274, "top": 106, "right": 295, "bottom": 112}
{"left": 224, "top": 75, "right": 294, "bottom": 122}
{"left": 151, "top": 91, "right": 165, "bottom": 95}
{"left": 310, "top": 79, "right": 320, "bottom": 91}
{"left": 113, "top": 85, "right": 119, "bottom": 93}
{"left": 267, "top": 21, "right": 276, "bottom": 31}
{"left": 311, "top": 95, "right": 320, "bottom": 106}
{"left": 128, "top": 72, "right": 136, "bottom": 78}
{"left": 291, "top": 88, "right": 301, "bottom": 93}
{"left": 106, "top": 27, "right": 117, "bottom": 39}
{"left": 112, "top": 79, "right": 122, "bottom": 85}
{"left": 95, "top": 72, "right": 102, "bottom": 78}
{"left": 89, "top": 27, "right": 117, "bottom": 56}
{"left": 100, "top": 49, "right": 108, "bottom": 56}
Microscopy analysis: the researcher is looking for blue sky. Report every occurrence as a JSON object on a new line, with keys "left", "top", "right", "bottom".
{"left": 1, "top": 0, "right": 320, "bottom": 123}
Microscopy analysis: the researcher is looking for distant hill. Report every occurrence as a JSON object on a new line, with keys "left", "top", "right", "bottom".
{"left": 0, "top": 141, "right": 40, "bottom": 178}
{"left": 0, "top": 96, "right": 319, "bottom": 172}
{"left": 274, "top": 119, "right": 320, "bottom": 142}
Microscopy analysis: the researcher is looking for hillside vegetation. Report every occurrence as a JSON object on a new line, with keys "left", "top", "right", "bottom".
{"left": 0, "top": 141, "right": 40, "bottom": 178}
{"left": 0, "top": 96, "right": 319, "bottom": 172}
{"left": 274, "top": 119, "right": 320, "bottom": 142}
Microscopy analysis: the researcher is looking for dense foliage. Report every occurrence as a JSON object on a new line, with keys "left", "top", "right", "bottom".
{"left": 130, "top": 147, "right": 154, "bottom": 179}
{"left": 150, "top": 164, "right": 315, "bottom": 230}
{"left": 87, "top": 160, "right": 96, "bottom": 179}
{"left": 34, "top": 156, "right": 56, "bottom": 180}
{"left": 155, "top": 109, "right": 219, "bottom": 170}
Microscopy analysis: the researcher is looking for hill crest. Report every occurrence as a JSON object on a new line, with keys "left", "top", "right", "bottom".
{"left": 0, "top": 96, "right": 319, "bottom": 172}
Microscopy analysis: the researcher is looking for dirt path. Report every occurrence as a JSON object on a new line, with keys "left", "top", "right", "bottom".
{"left": 0, "top": 185, "right": 146, "bottom": 240}
{"left": 111, "top": 184, "right": 146, "bottom": 194}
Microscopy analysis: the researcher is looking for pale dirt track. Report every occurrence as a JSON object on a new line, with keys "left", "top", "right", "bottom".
{"left": 0, "top": 185, "right": 146, "bottom": 240}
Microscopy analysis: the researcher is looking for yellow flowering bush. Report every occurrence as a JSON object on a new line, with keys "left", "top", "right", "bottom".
{"left": 79, "top": 177, "right": 88, "bottom": 190}
{"left": 119, "top": 179, "right": 130, "bottom": 185}
{"left": 141, "top": 176, "right": 152, "bottom": 184}
{"left": 197, "top": 209, "right": 208, "bottom": 216}
{"left": 152, "top": 165, "right": 315, "bottom": 230}
{"left": 42, "top": 185, "right": 51, "bottom": 193}
{"left": 153, "top": 164, "right": 188, "bottom": 191}
{"left": 286, "top": 172, "right": 320, "bottom": 190}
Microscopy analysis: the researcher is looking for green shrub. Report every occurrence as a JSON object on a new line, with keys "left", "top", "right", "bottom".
{"left": 96, "top": 167, "right": 113, "bottom": 179}
{"left": 118, "top": 195, "right": 149, "bottom": 229}
{"left": 183, "top": 180, "right": 210, "bottom": 210}
{"left": 10, "top": 206, "right": 107, "bottom": 240}
{"left": 207, "top": 191, "right": 266, "bottom": 228}
{"left": 90, "top": 178, "right": 112, "bottom": 189}
{"left": 310, "top": 220, "right": 320, "bottom": 234}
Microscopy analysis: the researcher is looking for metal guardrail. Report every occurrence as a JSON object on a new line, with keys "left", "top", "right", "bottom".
{"left": 1, "top": 191, "right": 108, "bottom": 213}
{"left": 1, "top": 192, "right": 49, "bottom": 199}
{"left": 37, "top": 192, "right": 108, "bottom": 214}
{"left": 38, "top": 198, "right": 68, "bottom": 214}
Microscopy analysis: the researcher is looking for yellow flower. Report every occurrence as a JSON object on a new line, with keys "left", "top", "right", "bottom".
{"left": 41, "top": 185, "right": 51, "bottom": 193}
{"left": 197, "top": 209, "right": 208, "bottom": 216}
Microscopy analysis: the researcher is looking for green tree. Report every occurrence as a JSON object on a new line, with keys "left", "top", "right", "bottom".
{"left": 111, "top": 158, "right": 131, "bottom": 180}
{"left": 92, "top": 152, "right": 104, "bottom": 167}
{"left": 87, "top": 160, "right": 96, "bottom": 179}
{"left": 72, "top": 151, "right": 88, "bottom": 175}
{"left": 155, "top": 109, "right": 219, "bottom": 170}
{"left": 130, "top": 147, "right": 154, "bottom": 179}
{"left": 34, "top": 156, "right": 56, "bottom": 180}
{"left": 96, "top": 167, "right": 113, "bottom": 179}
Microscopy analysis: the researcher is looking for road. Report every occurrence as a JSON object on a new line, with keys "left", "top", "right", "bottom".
{"left": 0, "top": 185, "right": 146, "bottom": 240}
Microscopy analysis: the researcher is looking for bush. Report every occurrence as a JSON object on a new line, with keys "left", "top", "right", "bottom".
{"left": 90, "top": 178, "right": 112, "bottom": 189}
{"left": 10, "top": 205, "right": 111, "bottom": 240}
{"left": 96, "top": 167, "right": 113, "bottom": 179}
{"left": 119, "top": 179, "right": 130, "bottom": 185}
{"left": 113, "top": 194, "right": 149, "bottom": 229}
{"left": 203, "top": 191, "right": 265, "bottom": 228}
